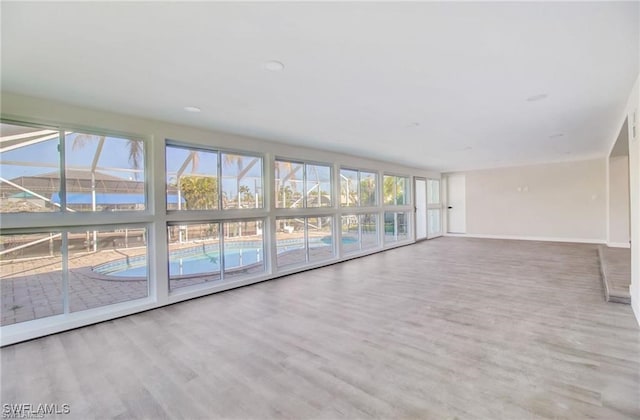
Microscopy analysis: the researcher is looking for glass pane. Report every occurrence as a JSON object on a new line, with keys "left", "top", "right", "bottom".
{"left": 397, "top": 212, "right": 409, "bottom": 241}
{"left": 69, "top": 228, "right": 149, "bottom": 313}
{"left": 276, "top": 217, "right": 306, "bottom": 269}
{"left": 221, "top": 153, "right": 263, "bottom": 210}
{"left": 428, "top": 179, "right": 440, "bottom": 205}
{"left": 384, "top": 212, "right": 408, "bottom": 242}
{"left": 223, "top": 220, "right": 264, "bottom": 278}
{"left": 384, "top": 212, "right": 395, "bottom": 242}
{"left": 428, "top": 209, "right": 441, "bottom": 235}
{"left": 360, "top": 213, "right": 378, "bottom": 249}
{"left": 65, "top": 132, "right": 145, "bottom": 212}
{"left": 360, "top": 171, "right": 377, "bottom": 206}
{"left": 168, "top": 223, "right": 221, "bottom": 291}
{"left": 341, "top": 215, "right": 360, "bottom": 253}
{"left": 396, "top": 177, "right": 407, "bottom": 205}
{"left": 275, "top": 160, "right": 304, "bottom": 208}
{"left": 1, "top": 233, "right": 63, "bottom": 325}
{"left": 383, "top": 175, "right": 395, "bottom": 205}
{"left": 340, "top": 169, "right": 358, "bottom": 207}
{"left": 308, "top": 216, "right": 333, "bottom": 262}
{"left": 0, "top": 123, "right": 61, "bottom": 213}
{"left": 166, "top": 145, "right": 219, "bottom": 210}
{"left": 306, "top": 164, "right": 332, "bottom": 208}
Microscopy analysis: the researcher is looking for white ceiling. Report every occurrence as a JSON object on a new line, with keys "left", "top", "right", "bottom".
{"left": 2, "top": 2, "right": 638, "bottom": 172}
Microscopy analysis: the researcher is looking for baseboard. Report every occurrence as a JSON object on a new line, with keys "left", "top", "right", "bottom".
{"left": 444, "top": 232, "right": 606, "bottom": 245}
{"left": 607, "top": 242, "right": 631, "bottom": 248}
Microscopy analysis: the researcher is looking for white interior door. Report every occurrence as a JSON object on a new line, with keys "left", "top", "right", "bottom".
{"left": 415, "top": 178, "right": 427, "bottom": 240}
{"left": 447, "top": 174, "right": 466, "bottom": 233}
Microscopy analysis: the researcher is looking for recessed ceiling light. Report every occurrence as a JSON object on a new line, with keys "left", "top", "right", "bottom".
{"left": 264, "top": 60, "right": 285, "bottom": 71}
{"left": 549, "top": 133, "right": 564, "bottom": 139}
{"left": 526, "top": 94, "right": 548, "bottom": 102}
{"left": 184, "top": 106, "right": 201, "bottom": 113}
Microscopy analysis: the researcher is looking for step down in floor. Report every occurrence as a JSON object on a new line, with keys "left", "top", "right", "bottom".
{"left": 598, "top": 246, "right": 631, "bottom": 304}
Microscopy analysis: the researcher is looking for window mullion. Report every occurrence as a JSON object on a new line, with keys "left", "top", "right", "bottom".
{"left": 302, "top": 164, "right": 308, "bottom": 208}
{"left": 219, "top": 223, "right": 225, "bottom": 280}
{"left": 62, "top": 231, "right": 69, "bottom": 314}
{"left": 304, "top": 217, "right": 310, "bottom": 262}
{"left": 358, "top": 214, "right": 363, "bottom": 251}
{"left": 59, "top": 129, "right": 67, "bottom": 212}
{"left": 217, "top": 152, "right": 223, "bottom": 211}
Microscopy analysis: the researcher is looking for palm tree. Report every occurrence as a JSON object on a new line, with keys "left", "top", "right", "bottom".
{"left": 383, "top": 175, "right": 396, "bottom": 205}
{"left": 179, "top": 175, "right": 218, "bottom": 210}
{"left": 275, "top": 161, "right": 302, "bottom": 208}
{"left": 360, "top": 177, "right": 376, "bottom": 206}
{"left": 222, "top": 154, "right": 244, "bottom": 209}
{"left": 239, "top": 185, "right": 254, "bottom": 207}
{"left": 71, "top": 133, "right": 143, "bottom": 179}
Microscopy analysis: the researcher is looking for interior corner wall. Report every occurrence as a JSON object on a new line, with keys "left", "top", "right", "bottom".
{"left": 459, "top": 159, "right": 607, "bottom": 242}
{"left": 608, "top": 155, "right": 631, "bottom": 247}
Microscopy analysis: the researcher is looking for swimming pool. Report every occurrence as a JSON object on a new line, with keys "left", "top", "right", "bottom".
{"left": 94, "top": 242, "right": 263, "bottom": 278}
{"left": 93, "top": 236, "right": 346, "bottom": 278}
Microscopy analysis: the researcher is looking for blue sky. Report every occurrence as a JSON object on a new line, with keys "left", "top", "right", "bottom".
{"left": 0, "top": 133, "right": 142, "bottom": 181}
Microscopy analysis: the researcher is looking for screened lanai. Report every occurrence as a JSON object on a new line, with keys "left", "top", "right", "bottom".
{"left": 0, "top": 124, "right": 154, "bottom": 213}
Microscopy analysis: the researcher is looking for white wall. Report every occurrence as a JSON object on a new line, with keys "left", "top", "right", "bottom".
{"left": 622, "top": 75, "right": 640, "bottom": 325}
{"left": 608, "top": 155, "right": 630, "bottom": 247}
{"left": 448, "top": 159, "right": 607, "bottom": 243}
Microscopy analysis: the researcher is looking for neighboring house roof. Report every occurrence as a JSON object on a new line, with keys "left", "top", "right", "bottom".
{"left": 1, "top": 170, "right": 178, "bottom": 196}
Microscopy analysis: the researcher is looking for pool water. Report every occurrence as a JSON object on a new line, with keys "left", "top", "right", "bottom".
{"left": 169, "top": 248, "right": 261, "bottom": 277}
{"left": 95, "top": 248, "right": 262, "bottom": 278}
{"left": 94, "top": 235, "right": 353, "bottom": 278}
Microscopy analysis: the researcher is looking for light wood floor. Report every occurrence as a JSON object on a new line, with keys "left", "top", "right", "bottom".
{"left": 2, "top": 237, "right": 639, "bottom": 419}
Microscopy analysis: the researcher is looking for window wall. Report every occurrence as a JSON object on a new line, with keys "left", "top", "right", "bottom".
{"left": 166, "top": 144, "right": 263, "bottom": 211}
{"left": 0, "top": 121, "right": 150, "bottom": 328}
{"left": 339, "top": 168, "right": 380, "bottom": 254}
{"left": 1, "top": 123, "right": 146, "bottom": 214}
{"left": 166, "top": 145, "right": 218, "bottom": 210}
{"left": 275, "top": 159, "right": 331, "bottom": 208}
{"left": 382, "top": 174, "right": 412, "bottom": 244}
{"left": 341, "top": 213, "right": 379, "bottom": 254}
{"left": 0, "top": 113, "right": 433, "bottom": 344}
{"left": 340, "top": 168, "right": 377, "bottom": 207}
{"left": 276, "top": 216, "right": 333, "bottom": 269}
{"left": 384, "top": 212, "right": 409, "bottom": 243}
{"left": 222, "top": 220, "right": 265, "bottom": 278}
{"left": 1, "top": 226, "right": 150, "bottom": 326}
{"left": 167, "top": 222, "right": 221, "bottom": 289}
{"left": 164, "top": 143, "right": 266, "bottom": 291}
{"left": 383, "top": 175, "right": 409, "bottom": 205}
